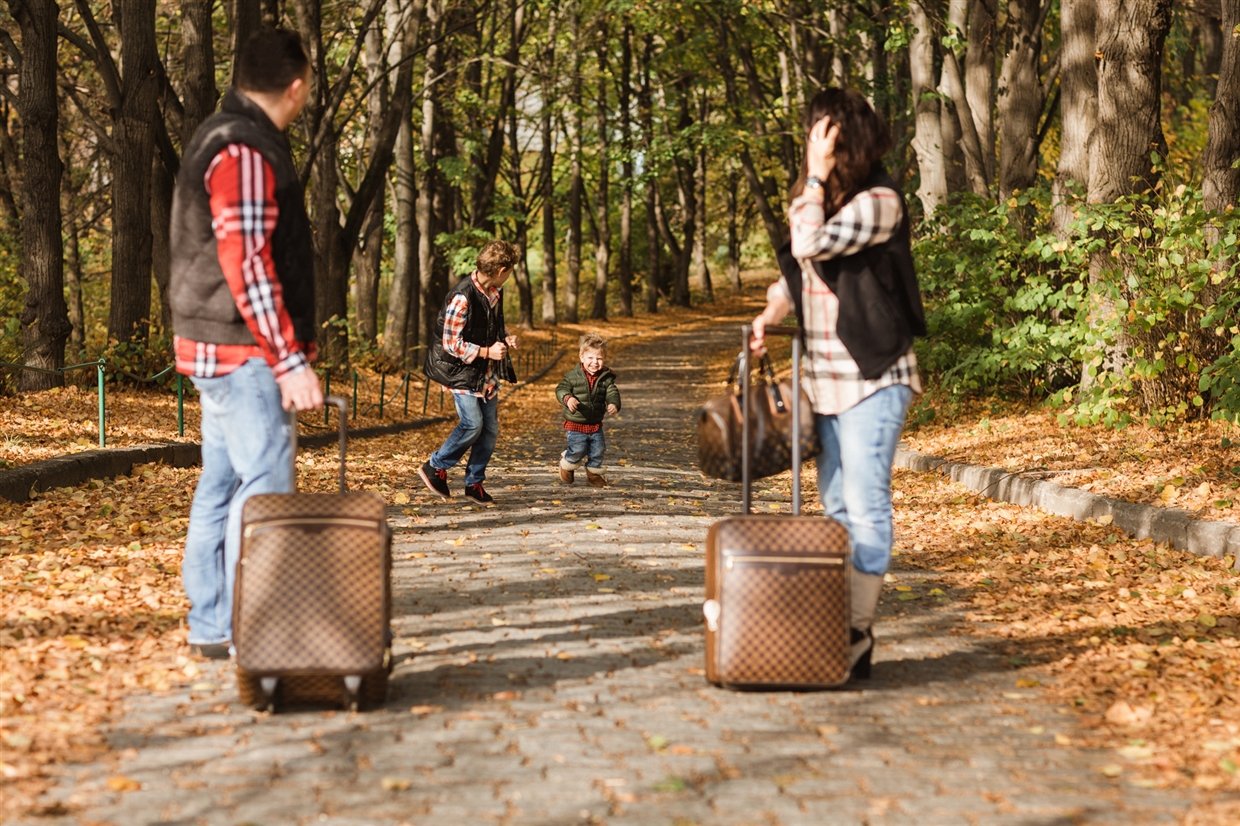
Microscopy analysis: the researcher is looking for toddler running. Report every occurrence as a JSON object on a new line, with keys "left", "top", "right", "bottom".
{"left": 556, "top": 333, "right": 621, "bottom": 486}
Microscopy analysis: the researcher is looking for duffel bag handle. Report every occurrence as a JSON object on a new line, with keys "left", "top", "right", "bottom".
{"left": 741, "top": 325, "right": 803, "bottom": 516}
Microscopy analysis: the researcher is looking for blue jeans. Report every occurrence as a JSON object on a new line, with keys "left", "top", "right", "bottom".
{"left": 183, "top": 358, "right": 293, "bottom": 645}
{"left": 815, "top": 384, "right": 913, "bottom": 577}
{"left": 430, "top": 393, "right": 499, "bottom": 485}
{"left": 563, "top": 428, "right": 606, "bottom": 469}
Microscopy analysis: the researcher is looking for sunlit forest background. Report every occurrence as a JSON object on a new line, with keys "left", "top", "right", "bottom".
{"left": 1, "top": 0, "right": 1238, "bottom": 426}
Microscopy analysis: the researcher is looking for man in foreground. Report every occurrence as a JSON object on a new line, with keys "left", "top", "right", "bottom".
{"left": 170, "top": 28, "right": 324, "bottom": 659}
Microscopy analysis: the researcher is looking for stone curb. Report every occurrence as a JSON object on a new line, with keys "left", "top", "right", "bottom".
{"left": 0, "top": 350, "right": 571, "bottom": 502}
{"left": 0, "top": 443, "right": 201, "bottom": 503}
{"left": 894, "top": 444, "right": 1240, "bottom": 569}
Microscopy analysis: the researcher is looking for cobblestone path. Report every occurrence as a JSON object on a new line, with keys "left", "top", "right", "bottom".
{"left": 26, "top": 322, "right": 1206, "bottom": 826}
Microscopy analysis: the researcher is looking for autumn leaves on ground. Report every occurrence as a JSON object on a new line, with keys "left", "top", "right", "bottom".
{"left": 3, "top": 292, "right": 1240, "bottom": 823}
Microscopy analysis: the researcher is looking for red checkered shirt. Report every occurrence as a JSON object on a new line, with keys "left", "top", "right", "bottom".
{"left": 442, "top": 273, "right": 501, "bottom": 399}
{"left": 174, "top": 144, "right": 314, "bottom": 379}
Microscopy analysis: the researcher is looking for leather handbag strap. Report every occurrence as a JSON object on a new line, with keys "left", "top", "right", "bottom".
{"left": 740, "top": 325, "right": 803, "bottom": 515}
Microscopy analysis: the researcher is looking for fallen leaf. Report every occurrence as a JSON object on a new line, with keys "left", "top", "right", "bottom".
{"left": 409, "top": 705, "right": 443, "bottom": 715}
{"left": 590, "top": 573, "right": 611, "bottom": 581}
{"left": 107, "top": 776, "right": 141, "bottom": 792}
{"left": 492, "top": 691, "right": 518, "bottom": 701}
{"left": 381, "top": 777, "right": 412, "bottom": 791}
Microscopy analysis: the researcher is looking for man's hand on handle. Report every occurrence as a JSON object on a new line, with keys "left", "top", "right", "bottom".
{"left": 485, "top": 342, "right": 508, "bottom": 360}
{"left": 277, "top": 366, "right": 324, "bottom": 411}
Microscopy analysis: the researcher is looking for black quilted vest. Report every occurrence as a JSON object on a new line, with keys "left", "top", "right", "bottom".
{"left": 424, "top": 275, "right": 507, "bottom": 392}
{"left": 169, "top": 88, "right": 316, "bottom": 346}
{"left": 776, "top": 166, "right": 926, "bottom": 379}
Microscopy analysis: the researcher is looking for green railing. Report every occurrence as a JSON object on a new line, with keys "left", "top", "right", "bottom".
{"left": 1, "top": 330, "right": 560, "bottom": 447}
{"left": 0, "top": 359, "right": 188, "bottom": 448}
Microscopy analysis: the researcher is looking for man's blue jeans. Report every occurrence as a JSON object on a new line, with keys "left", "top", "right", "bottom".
{"left": 563, "top": 428, "right": 606, "bottom": 469}
{"left": 815, "top": 384, "right": 913, "bottom": 577}
{"left": 429, "top": 393, "right": 499, "bottom": 485}
{"left": 182, "top": 358, "right": 293, "bottom": 645}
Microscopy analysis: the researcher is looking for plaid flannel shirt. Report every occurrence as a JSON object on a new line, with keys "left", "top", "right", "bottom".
{"left": 442, "top": 273, "right": 501, "bottom": 399}
{"left": 174, "top": 144, "right": 313, "bottom": 379}
{"left": 773, "top": 187, "right": 921, "bottom": 415}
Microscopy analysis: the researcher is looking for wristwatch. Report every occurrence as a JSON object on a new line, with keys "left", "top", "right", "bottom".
{"left": 804, "top": 175, "right": 823, "bottom": 190}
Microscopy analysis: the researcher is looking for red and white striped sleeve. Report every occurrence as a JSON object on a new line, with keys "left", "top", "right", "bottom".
{"left": 205, "top": 144, "right": 309, "bottom": 380}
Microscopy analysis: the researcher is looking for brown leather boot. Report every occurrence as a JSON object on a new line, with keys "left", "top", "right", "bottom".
{"left": 586, "top": 469, "right": 608, "bottom": 487}
{"left": 559, "top": 466, "right": 574, "bottom": 484}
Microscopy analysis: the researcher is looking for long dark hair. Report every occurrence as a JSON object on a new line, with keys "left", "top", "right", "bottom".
{"left": 790, "top": 89, "right": 892, "bottom": 215}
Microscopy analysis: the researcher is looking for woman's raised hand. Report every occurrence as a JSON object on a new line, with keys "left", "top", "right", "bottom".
{"left": 806, "top": 115, "right": 841, "bottom": 182}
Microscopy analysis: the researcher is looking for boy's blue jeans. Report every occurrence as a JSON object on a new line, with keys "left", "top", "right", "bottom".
{"left": 183, "top": 358, "right": 294, "bottom": 645}
{"left": 429, "top": 393, "right": 499, "bottom": 485}
{"left": 562, "top": 428, "right": 606, "bottom": 469}
{"left": 814, "top": 384, "right": 913, "bottom": 577}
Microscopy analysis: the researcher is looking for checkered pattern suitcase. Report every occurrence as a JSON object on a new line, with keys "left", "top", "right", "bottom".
{"left": 233, "top": 397, "right": 392, "bottom": 711}
{"left": 703, "top": 325, "right": 852, "bottom": 689}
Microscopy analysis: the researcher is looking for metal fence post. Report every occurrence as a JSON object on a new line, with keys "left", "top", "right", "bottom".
{"left": 96, "top": 361, "right": 106, "bottom": 447}
{"left": 352, "top": 371, "right": 358, "bottom": 420}
{"left": 404, "top": 372, "right": 410, "bottom": 415}
{"left": 379, "top": 373, "right": 386, "bottom": 419}
{"left": 177, "top": 373, "right": 184, "bottom": 437}
{"left": 324, "top": 371, "right": 331, "bottom": 424}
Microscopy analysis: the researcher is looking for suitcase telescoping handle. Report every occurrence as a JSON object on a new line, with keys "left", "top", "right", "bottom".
{"left": 740, "top": 324, "right": 804, "bottom": 517}
{"left": 287, "top": 396, "right": 350, "bottom": 494}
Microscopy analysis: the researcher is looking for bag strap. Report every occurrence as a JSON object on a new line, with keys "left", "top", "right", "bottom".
{"left": 740, "top": 325, "right": 803, "bottom": 515}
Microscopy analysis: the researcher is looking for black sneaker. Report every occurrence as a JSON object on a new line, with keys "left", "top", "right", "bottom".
{"left": 189, "top": 642, "right": 231, "bottom": 660}
{"left": 418, "top": 461, "right": 451, "bottom": 500}
{"left": 464, "top": 483, "right": 494, "bottom": 505}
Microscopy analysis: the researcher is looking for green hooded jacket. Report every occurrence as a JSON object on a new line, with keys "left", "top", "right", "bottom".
{"left": 556, "top": 364, "right": 621, "bottom": 425}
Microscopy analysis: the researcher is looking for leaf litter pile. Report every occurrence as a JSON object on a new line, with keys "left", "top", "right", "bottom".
{"left": 0, "top": 294, "right": 762, "bottom": 819}
{"left": 5, "top": 289, "right": 1240, "bottom": 821}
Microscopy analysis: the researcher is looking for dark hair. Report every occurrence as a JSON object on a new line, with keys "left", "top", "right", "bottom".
{"left": 235, "top": 28, "right": 310, "bottom": 94}
{"left": 476, "top": 239, "right": 521, "bottom": 276}
{"left": 791, "top": 89, "right": 892, "bottom": 215}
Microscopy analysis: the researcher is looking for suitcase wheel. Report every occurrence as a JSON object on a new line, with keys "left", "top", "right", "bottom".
{"left": 237, "top": 669, "right": 279, "bottom": 710}
{"left": 342, "top": 675, "right": 362, "bottom": 712}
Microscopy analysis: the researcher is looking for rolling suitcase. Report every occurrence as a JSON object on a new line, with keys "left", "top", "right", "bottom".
{"left": 703, "top": 325, "right": 852, "bottom": 689}
{"left": 234, "top": 397, "right": 392, "bottom": 712}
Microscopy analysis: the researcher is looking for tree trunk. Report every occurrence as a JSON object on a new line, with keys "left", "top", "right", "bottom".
{"left": 639, "top": 33, "right": 659, "bottom": 314}
{"left": 9, "top": 0, "right": 69, "bottom": 389}
{"left": 1203, "top": 0, "right": 1240, "bottom": 213}
{"left": 592, "top": 27, "right": 611, "bottom": 320}
{"left": 616, "top": 21, "right": 633, "bottom": 317}
{"left": 538, "top": 4, "right": 558, "bottom": 325}
{"left": 507, "top": 51, "right": 534, "bottom": 329}
{"left": 108, "top": 0, "right": 159, "bottom": 345}
{"left": 726, "top": 169, "right": 741, "bottom": 293}
{"left": 564, "top": 4, "right": 583, "bottom": 324}
{"left": 1201, "top": 6, "right": 1224, "bottom": 98}
{"left": 941, "top": 0, "right": 992, "bottom": 198}
{"left": 181, "top": 0, "right": 217, "bottom": 143}
{"left": 1052, "top": 0, "right": 1098, "bottom": 237}
{"left": 539, "top": 95, "right": 557, "bottom": 325}
{"left": 670, "top": 47, "right": 695, "bottom": 309}
{"left": 231, "top": 0, "right": 263, "bottom": 75}
{"left": 62, "top": 187, "right": 85, "bottom": 357}
{"left": 908, "top": 0, "right": 948, "bottom": 215}
{"left": 997, "top": 0, "right": 1047, "bottom": 200}
{"left": 966, "top": 0, "right": 997, "bottom": 183}
{"left": 353, "top": 23, "right": 388, "bottom": 345}
{"left": 151, "top": 153, "right": 174, "bottom": 336}
{"left": 381, "top": 0, "right": 425, "bottom": 365}
{"left": 1082, "top": 0, "right": 1174, "bottom": 389}
{"left": 417, "top": 0, "right": 444, "bottom": 349}
{"left": 694, "top": 126, "right": 713, "bottom": 303}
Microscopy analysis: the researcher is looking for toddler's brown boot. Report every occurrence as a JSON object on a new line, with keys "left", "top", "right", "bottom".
{"left": 586, "top": 469, "right": 608, "bottom": 487}
{"left": 559, "top": 466, "right": 574, "bottom": 484}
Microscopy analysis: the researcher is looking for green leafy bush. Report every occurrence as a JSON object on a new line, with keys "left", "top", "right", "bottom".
{"left": 913, "top": 182, "right": 1240, "bottom": 425}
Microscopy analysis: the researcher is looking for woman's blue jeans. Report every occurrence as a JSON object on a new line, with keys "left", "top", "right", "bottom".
{"left": 429, "top": 393, "right": 499, "bottom": 485}
{"left": 182, "top": 358, "right": 293, "bottom": 645}
{"left": 815, "top": 384, "right": 913, "bottom": 576}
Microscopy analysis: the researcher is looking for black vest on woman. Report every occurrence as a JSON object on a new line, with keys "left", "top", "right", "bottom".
{"left": 424, "top": 276, "right": 508, "bottom": 393}
{"left": 776, "top": 166, "right": 927, "bottom": 379}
